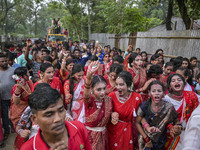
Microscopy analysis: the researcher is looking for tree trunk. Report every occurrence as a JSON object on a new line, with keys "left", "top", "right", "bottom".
{"left": 34, "top": 9, "right": 38, "bottom": 36}
{"left": 166, "top": 0, "right": 173, "bottom": 30}
{"left": 176, "top": 0, "right": 191, "bottom": 30}
{"left": 87, "top": 0, "right": 91, "bottom": 40}
{"left": 71, "top": 15, "right": 80, "bottom": 41}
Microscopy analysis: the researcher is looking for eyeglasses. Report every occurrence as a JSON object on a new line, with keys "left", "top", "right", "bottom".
{"left": 104, "top": 56, "right": 109, "bottom": 58}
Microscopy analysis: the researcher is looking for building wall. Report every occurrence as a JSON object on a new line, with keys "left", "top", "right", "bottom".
{"left": 89, "top": 30, "right": 200, "bottom": 60}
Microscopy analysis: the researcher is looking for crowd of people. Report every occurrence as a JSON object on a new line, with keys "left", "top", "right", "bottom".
{"left": 0, "top": 38, "right": 200, "bottom": 150}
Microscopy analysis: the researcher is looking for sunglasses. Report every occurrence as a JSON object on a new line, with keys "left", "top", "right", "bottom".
{"left": 104, "top": 55, "right": 109, "bottom": 58}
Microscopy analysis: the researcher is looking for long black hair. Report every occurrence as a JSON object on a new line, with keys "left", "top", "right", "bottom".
{"left": 69, "top": 63, "right": 84, "bottom": 96}
{"left": 69, "top": 63, "right": 84, "bottom": 111}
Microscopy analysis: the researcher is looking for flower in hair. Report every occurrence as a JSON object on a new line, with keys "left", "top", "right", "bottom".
{"left": 11, "top": 74, "right": 22, "bottom": 82}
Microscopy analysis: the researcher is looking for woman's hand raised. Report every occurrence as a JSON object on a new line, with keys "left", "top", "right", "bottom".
{"left": 87, "top": 61, "right": 100, "bottom": 76}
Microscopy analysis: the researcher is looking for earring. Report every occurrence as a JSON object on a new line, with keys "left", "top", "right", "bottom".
{"left": 40, "top": 73, "right": 43, "bottom": 79}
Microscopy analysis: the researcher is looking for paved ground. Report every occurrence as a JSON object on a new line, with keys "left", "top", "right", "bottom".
{"left": 2, "top": 133, "right": 15, "bottom": 150}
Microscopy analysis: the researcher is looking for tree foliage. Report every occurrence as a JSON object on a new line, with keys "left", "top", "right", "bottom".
{"left": 97, "top": 0, "right": 162, "bottom": 34}
{"left": 141, "top": 0, "right": 200, "bottom": 30}
{"left": 1, "top": 0, "right": 199, "bottom": 39}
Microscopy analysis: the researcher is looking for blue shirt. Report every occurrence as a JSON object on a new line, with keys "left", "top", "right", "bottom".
{"left": 74, "top": 52, "right": 91, "bottom": 66}
{"left": 17, "top": 54, "right": 33, "bottom": 67}
{"left": 12, "top": 63, "right": 21, "bottom": 68}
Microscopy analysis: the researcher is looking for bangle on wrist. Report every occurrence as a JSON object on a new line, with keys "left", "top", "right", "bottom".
{"left": 14, "top": 91, "right": 21, "bottom": 96}
{"left": 85, "top": 82, "right": 91, "bottom": 87}
{"left": 17, "top": 129, "right": 23, "bottom": 135}
{"left": 84, "top": 82, "right": 91, "bottom": 89}
{"left": 14, "top": 94, "right": 21, "bottom": 98}
{"left": 86, "top": 75, "right": 92, "bottom": 80}
{"left": 167, "top": 124, "right": 173, "bottom": 130}
{"left": 143, "top": 122, "right": 150, "bottom": 130}
{"left": 143, "top": 136, "right": 150, "bottom": 143}
{"left": 84, "top": 85, "right": 90, "bottom": 89}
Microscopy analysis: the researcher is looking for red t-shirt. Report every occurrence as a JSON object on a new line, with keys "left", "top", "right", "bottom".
{"left": 20, "top": 121, "right": 92, "bottom": 150}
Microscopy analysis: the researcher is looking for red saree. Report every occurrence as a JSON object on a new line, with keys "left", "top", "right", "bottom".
{"left": 124, "top": 53, "right": 131, "bottom": 71}
{"left": 64, "top": 78, "right": 85, "bottom": 122}
{"left": 129, "top": 67, "right": 147, "bottom": 90}
{"left": 10, "top": 80, "right": 33, "bottom": 150}
{"left": 104, "top": 75, "right": 116, "bottom": 94}
{"left": 160, "top": 74, "right": 169, "bottom": 94}
{"left": 32, "top": 77, "right": 64, "bottom": 95}
{"left": 60, "top": 68, "right": 70, "bottom": 84}
{"left": 10, "top": 80, "right": 33, "bottom": 128}
{"left": 85, "top": 95, "right": 112, "bottom": 150}
{"left": 107, "top": 91, "right": 142, "bottom": 150}
{"left": 165, "top": 91, "right": 199, "bottom": 150}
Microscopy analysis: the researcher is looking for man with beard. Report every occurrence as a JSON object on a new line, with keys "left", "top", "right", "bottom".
{"left": 21, "top": 83, "right": 92, "bottom": 150}
{"left": 0, "top": 53, "right": 15, "bottom": 140}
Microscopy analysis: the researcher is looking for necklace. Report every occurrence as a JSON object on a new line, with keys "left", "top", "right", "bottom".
{"left": 94, "top": 100, "right": 103, "bottom": 109}
{"left": 171, "top": 93, "right": 183, "bottom": 99}
{"left": 118, "top": 93, "right": 131, "bottom": 103}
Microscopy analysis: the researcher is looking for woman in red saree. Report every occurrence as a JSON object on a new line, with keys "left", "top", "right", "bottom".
{"left": 10, "top": 67, "right": 33, "bottom": 150}
{"left": 104, "top": 63, "right": 123, "bottom": 95}
{"left": 141, "top": 51, "right": 148, "bottom": 66}
{"left": 32, "top": 63, "right": 64, "bottom": 97}
{"left": 60, "top": 54, "right": 74, "bottom": 83}
{"left": 128, "top": 52, "right": 147, "bottom": 91}
{"left": 107, "top": 71, "right": 142, "bottom": 150}
{"left": 160, "top": 62, "right": 174, "bottom": 94}
{"left": 64, "top": 63, "right": 85, "bottom": 123}
{"left": 164, "top": 74, "right": 199, "bottom": 150}
{"left": 84, "top": 61, "right": 113, "bottom": 150}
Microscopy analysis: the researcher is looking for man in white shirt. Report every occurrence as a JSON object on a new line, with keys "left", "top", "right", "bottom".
{"left": 182, "top": 105, "right": 200, "bottom": 150}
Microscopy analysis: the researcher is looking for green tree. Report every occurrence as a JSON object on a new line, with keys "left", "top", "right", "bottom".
{"left": 97, "top": 0, "right": 161, "bottom": 34}
{"left": 141, "top": 0, "right": 200, "bottom": 30}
